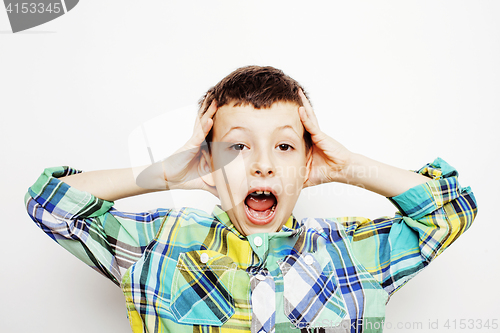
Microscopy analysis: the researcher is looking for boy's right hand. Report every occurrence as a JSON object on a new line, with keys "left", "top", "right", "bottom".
{"left": 159, "top": 98, "right": 218, "bottom": 195}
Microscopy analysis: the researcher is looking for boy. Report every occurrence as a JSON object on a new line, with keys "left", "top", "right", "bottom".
{"left": 25, "top": 66, "right": 477, "bottom": 333}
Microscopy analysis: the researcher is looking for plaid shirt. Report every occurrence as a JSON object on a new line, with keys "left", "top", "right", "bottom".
{"left": 25, "top": 158, "right": 477, "bottom": 333}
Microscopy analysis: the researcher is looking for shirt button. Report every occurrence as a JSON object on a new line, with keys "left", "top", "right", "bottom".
{"left": 304, "top": 255, "right": 314, "bottom": 266}
{"left": 254, "top": 236, "right": 263, "bottom": 247}
{"left": 256, "top": 274, "right": 266, "bottom": 281}
{"left": 200, "top": 253, "right": 209, "bottom": 264}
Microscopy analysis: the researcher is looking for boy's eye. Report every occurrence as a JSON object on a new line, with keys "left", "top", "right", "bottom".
{"left": 277, "top": 144, "right": 293, "bottom": 151}
{"left": 230, "top": 143, "right": 247, "bottom": 151}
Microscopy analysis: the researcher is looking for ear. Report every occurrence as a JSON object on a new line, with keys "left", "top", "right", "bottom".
{"left": 198, "top": 148, "right": 216, "bottom": 187}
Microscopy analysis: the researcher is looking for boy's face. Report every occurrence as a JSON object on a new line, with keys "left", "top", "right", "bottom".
{"left": 204, "top": 101, "right": 310, "bottom": 236}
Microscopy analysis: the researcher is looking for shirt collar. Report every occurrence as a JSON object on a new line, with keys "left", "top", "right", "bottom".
{"left": 211, "top": 205, "right": 301, "bottom": 238}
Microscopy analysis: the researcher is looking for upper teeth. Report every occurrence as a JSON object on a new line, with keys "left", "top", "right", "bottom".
{"left": 253, "top": 190, "right": 270, "bottom": 195}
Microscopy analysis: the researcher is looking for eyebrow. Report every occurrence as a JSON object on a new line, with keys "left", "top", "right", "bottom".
{"left": 275, "top": 125, "right": 301, "bottom": 138}
{"left": 220, "top": 126, "right": 248, "bottom": 140}
{"left": 220, "top": 125, "right": 301, "bottom": 141}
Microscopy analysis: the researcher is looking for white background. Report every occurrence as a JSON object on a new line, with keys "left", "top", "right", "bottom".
{"left": 1, "top": 1, "right": 498, "bottom": 332}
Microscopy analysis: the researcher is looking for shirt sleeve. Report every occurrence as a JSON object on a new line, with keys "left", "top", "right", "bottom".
{"left": 337, "top": 157, "right": 478, "bottom": 296}
{"left": 24, "top": 166, "right": 170, "bottom": 286}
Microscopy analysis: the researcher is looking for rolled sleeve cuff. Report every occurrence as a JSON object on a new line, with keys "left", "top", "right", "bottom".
{"left": 389, "top": 158, "right": 468, "bottom": 220}
{"left": 27, "top": 166, "right": 114, "bottom": 219}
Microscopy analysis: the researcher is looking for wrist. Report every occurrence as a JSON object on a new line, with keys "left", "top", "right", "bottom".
{"left": 330, "top": 152, "right": 362, "bottom": 184}
{"left": 136, "top": 163, "right": 169, "bottom": 192}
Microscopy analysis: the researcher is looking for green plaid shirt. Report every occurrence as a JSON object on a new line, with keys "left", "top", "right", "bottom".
{"left": 25, "top": 158, "right": 477, "bottom": 333}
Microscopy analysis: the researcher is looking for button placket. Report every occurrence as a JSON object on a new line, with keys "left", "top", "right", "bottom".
{"left": 248, "top": 234, "right": 275, "bottom": 332}
{"left": 247, "top": 234, "right": 268, "bottom": 262}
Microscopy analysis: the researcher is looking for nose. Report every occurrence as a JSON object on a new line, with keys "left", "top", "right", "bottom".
{"left": 250, "top": 150, "right": 275, "bottom": 177}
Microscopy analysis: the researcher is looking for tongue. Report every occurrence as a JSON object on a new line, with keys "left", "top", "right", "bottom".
{"left": 245, "top": 194, "right": 276, "bottom": 211}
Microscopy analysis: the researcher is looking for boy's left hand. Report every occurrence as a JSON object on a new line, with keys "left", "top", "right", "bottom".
{"left": 298, "top": 90, "right": 353, "bottom": 187}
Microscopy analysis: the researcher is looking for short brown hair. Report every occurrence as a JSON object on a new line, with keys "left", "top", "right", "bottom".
{"left": 200, "top": 65, "right": 313, "bottom": 150}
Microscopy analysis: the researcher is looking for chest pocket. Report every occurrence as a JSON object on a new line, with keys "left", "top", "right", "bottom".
{"left": 171, "top": 250, "right": 237, "bottom": 326}
{"left": 279, "top": 252, "right": 347, "bottom": 329}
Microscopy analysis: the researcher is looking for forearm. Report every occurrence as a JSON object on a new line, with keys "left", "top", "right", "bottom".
{"left": 337, "top": 153, "right": 430, "bottom": 197}
{"left": 59, "top": 163, "right": 167, "bottom": 202}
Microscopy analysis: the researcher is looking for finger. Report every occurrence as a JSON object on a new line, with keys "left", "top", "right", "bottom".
{"left": 299, "top": 106, "right": 322, "bottom": 137}
{"left": 299, "top": 106, "right": 332, "bottom": 152}
{"left": 189, "top": 101, "right": 217, "bottom": 148}
{"left": 198, "top": 92, "right": 210, "bottom": 113}
{"left": 201, "top": 101, "right": 217, "bottom": 127}
{"left": 193, "top": 93, "right": 213, "bottom": 131}
{"left": 299, "top": 89, "right": 320, "bottom": 128}
{"left": 199, "top": 101, "right": 217, "bottom": 134}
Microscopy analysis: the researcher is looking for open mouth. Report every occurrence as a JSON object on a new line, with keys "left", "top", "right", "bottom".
{"left": 244, "top": 189, "right": 277, "bottom": 225}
